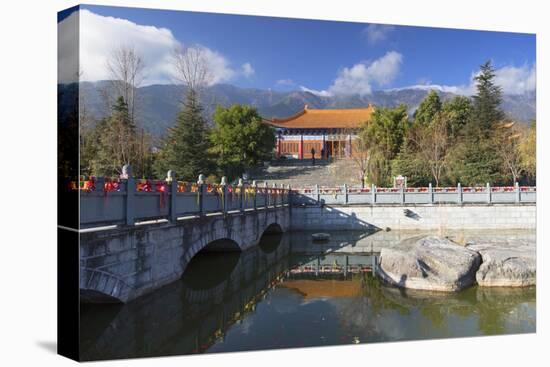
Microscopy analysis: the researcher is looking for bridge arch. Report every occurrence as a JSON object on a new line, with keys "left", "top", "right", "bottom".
{"left": 80, "top": 268, "right": 132, "bottom": 303}
{"left": 200, "top": 238, "right": 241, "bottom": 253}
{"left": 80, "top": 207, "right": 290, "bottom": 303}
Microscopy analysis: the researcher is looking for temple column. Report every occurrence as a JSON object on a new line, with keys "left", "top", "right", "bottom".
{"left": 276, "top": 134, "right": 281, "bottom": 158}
{"left": 322, "top": 132, "right": 326, "bottom": 159}
{"left": 298, "top": 133, "right": 304, "bottom": 160}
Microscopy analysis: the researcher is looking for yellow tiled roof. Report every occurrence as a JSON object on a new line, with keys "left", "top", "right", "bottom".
{"left": 264, "top": 105, "right": 375, "bottom": 129}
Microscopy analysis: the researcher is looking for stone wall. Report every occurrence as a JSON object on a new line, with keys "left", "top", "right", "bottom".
{"left": 290, "top": 204, "right": 536, "bottom": 231}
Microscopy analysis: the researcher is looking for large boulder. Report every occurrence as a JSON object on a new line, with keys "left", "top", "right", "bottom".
{"left": 377, "top": 236, "right": 481, "bottom": 291}
{"left": 466, "top": 239, "right": 536, "bottom": 287}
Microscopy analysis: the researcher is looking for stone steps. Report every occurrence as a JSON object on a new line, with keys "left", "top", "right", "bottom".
{"left": 250, "top": 159, "right": 362, "bottom": 188}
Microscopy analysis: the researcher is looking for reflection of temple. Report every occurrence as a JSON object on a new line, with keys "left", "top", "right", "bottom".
{"left": 289, "top": 253, "right": 376, "bottom": 276}
{"left": 263, "top": 105, "right": 375, "bottom": 159}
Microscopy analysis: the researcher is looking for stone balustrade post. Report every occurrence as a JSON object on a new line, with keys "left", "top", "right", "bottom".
{"left": 197, "top": 174, "right": 205, "bottom": 216}
{"left": 221, "top": 176, "right": 228, "bottom": 214}
{"left": 252, "top": 180, "right": 258, "bottom": 210}
{"left": 486, "top": 182, "right": 491, "bottom": 204}
{"left": 122, "top": 165, "right": 135, "bottom": 226}
{"left": 167, "top": 170, "right": 177, "bottom": 222}
{"left": 238, "top": 178, "right": 245, "bottom": 213}
{"left": 273, "top": 183, "right": 278, "bottom": 207}
{"left": 429, "top": 183, "right": 433, "bottom": 204}
{"left": 264, "top": 182, "right": 269, "bottom": 207}
{"left": 457, "top": 182, "right": 462, "bottom": 204}
{"left": 400, "top": 185, "right": 405, "bottom": 204}
{"left": 371, "top": 184, "right": 376, "bottom": 205}
{"left": 343, "top": 183, "right": 348, "bottom": 204}
{"left": 515, "top": 182, "right": 520, "bottom": 203}
{"left": 315, "top": 184, "right": 320, "bottom": 205}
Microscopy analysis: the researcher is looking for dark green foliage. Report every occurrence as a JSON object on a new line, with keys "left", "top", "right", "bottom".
{"left": 81, "top": 96, "right": 152, "bottom": 177}
{"left": 443, "top": 96, "right": 472, "bottom": 139}
{"left": 413, "top": 90, "right": 442, "bottom": 126}
{"left": 470, "top": 60, "right": 505, "bottom": 136}
{"left": 391, "top": 138, "right": 433, "bottom": 187}
{"left": 359, "top": 60, "right": 536, "bottom": 187}
{"left": 362, "top": 104, "right": 409, "bottom": 186}
{"left": 210, "top": 104, "right": 275, "bottom": 180}
{"left": 154, "top": 90, "right": 212, "bottom": 181}
{"left": 80, "top": 118, "right": 106, "bottom": 177}
{"left": 446, "top": 139, "right": 508, "bottom": 186}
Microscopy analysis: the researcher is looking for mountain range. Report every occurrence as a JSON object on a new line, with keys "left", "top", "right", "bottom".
{"left": 75, "top": 81, "right": 536, "bottom": 138}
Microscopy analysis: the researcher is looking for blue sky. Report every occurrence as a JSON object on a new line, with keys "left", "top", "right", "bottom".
{"left": 59, "top": 5, "right": 536, "bottom": 95}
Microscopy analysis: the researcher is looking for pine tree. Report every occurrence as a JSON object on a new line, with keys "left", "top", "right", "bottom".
{"left": 471, "top": 60, "right": 504, "bottom": 135}
{"left": 154, "top": 90, "right": 211, "bottom": 181}
{"left": 94, "top": 96, "right": 139, "bottom": 176}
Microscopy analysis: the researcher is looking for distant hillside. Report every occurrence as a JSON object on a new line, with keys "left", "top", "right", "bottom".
{"left": 73, "top": 81, "right": 536, "bottom": 138}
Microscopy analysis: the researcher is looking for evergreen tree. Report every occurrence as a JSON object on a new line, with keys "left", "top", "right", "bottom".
{"left": 470, "top": 60, "right": 504, "bottom": 135}
{"left": 154, "top": 90, "right": 211, "bottom": 181}
{"left": 414, "top": 90, "right": 442, "bottom": 126}
{"left": 391, "top": 136, "right": 432, "bottom": 187}
{"left": 446, "top": 139, "right": 507, "bottom": 186}
{"left": 445, "top": 61, "right": 509, "bottom": 186}
{"left": 94, "top": 96, "right": 139, "bottom": 176}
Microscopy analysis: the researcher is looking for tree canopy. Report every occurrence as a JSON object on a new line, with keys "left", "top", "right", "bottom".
{"left": 471, "top": 60, "right": 505, "bottom": 135}
{"left": 210, "top": 104, "right": 275, "bottom": 180}
{"left": 154, "top": 90, "right": 212, "bottom": 181}
{"left": 360, "top": 104, "right": 409, "bottom": 186}
{"left": 360, "top": 60, "right": 536, "bottom": 187}
{"left": 414, "top": 90, "right": 442, "bottom": 126}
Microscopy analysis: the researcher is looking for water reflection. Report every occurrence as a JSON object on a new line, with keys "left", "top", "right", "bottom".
{"left": 80, "top": 230, "right": 536, "bottom": 361}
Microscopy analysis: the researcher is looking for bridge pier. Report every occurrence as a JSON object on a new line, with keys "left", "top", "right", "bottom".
{"left": 80, "top": 207, "right": 289, "bottom": 303}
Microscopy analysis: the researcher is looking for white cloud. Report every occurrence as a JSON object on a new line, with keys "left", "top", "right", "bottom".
{"left": 326, "top": 51, "right": 403, "bottom": 96}
{"left": 58, "top": 9, "right": 247, "bottom": 86}
{"left": 276, "top": 78, "right": 295, "bottom": 86}
{"left": 197, "top": 46, "right": 236, "bottom": 85}
{"left": 494, "top": 64, "right": 536, "bottom": 95}
{"left": 362, "top": 24, "right": 395, "bottom": 45}
{"left": 393, "top": 64, "right": 536, "bottom": 96}
{"left": 299, "top": 85, "right": 331, "bottom": 97}
{"left": 241, "top": 62, "right": 255, "bottom": 78}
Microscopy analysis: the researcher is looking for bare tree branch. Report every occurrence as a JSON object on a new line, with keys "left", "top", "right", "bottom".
{"left": 106, "top": 45, "right": 144, "bottom": 123}
{"left": 172, "top": 44, "right": 212, "bottom": 98}
{"left": 411, "top": 112, "right": 450, "bottom": 187}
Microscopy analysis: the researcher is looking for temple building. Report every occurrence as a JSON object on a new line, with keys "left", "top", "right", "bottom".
{"left": 263, "top": 104, "right": 375, "bottom": 159}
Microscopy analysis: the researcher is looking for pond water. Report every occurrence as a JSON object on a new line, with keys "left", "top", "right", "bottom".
{"left": 80, "top": 230, "right": 536, "bottom": 361}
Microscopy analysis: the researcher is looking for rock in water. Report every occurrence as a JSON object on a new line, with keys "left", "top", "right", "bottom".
{"left": 311, "top": 233, "right": 330, "bottom": 241}
{"left": 466, "top": 240, "right": 535, "bottom": 287}
{"left": 378, "top": 236, "right": 481, "bottom": 291}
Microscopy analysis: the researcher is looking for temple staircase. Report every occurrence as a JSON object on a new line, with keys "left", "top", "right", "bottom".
{"left": 250, "top": 158, "right": 362, "bottom": 188}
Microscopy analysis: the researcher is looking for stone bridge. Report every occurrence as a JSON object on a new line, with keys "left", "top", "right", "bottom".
{"left": 80, "top": 207, "right": 289, "bottom": 303}
{"left": 78, "top": 171, "right": 291, "bottom": 303}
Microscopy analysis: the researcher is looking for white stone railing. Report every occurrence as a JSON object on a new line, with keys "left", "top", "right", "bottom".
{"left": 291, "top": 183, "right": 536, "bottom": 206}
{"left": 75, "top": 167, "right": 291, "bottom": 229}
